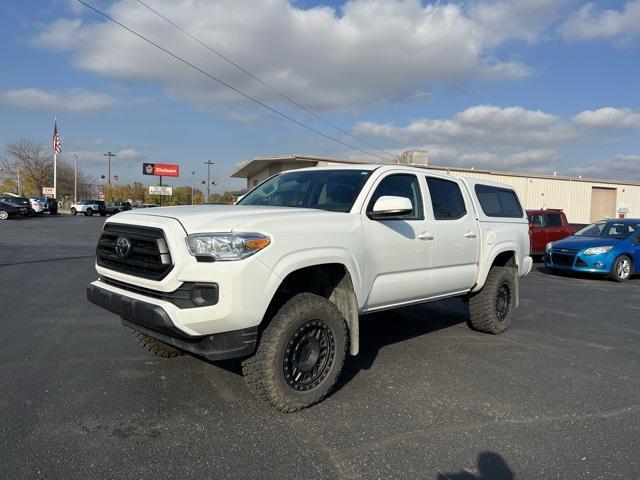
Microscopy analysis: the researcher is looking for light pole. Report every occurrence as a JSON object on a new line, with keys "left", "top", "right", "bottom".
{"left": 104, "top": 152, "right": 116, "bottom": 185}
{"left": 73, "top": 154, "right": 79, "bottom": 204}
{"left": 203, "top": 160, "right": 214, "bottom": 203}
{"left": 191, "top": 170, "right": 196, "bottom": 205}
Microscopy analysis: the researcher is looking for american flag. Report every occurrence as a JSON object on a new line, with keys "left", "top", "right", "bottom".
{"left": 53, "top": 120, "right": 61, "bottom": 154}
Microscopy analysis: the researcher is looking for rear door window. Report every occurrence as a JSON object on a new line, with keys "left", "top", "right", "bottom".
{"left": 425, "top": 177, "right": 467, "bottom": 220}
{"left": 475, "top": 185, "right": 523, "bottom": 218}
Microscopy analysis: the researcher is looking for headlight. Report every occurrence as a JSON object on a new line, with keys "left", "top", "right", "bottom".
{"left": 186, "top": 233, "right": 270, "bottom": 261}
{"left": 583, "top": 246, "right": 613, "bottom": 255}
{"left": 545, "top": 242, "right": 554, "bottom": 253}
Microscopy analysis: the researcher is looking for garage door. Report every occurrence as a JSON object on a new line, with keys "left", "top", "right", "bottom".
{"left": 590, "top": 187, "right": 616, "bottom": 222}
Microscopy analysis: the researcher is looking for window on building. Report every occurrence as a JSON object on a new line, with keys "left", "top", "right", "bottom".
{"left": 368, "top": 174, "right": 423, "bottom": 220}
{"left": 426, "top": 177, "right": 467, "bottom": 220}
{"left": 475, "top": 185, "right": 523, "bottom": 218}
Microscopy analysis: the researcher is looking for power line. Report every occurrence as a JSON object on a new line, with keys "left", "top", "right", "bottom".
{"left": 76, "top": 0, "right": 393, "bottom": 162}
{"left": 134, "top": 0, "right": 396, "bottom": 162}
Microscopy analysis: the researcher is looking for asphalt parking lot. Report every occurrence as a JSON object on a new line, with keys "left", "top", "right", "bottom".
{"left": 1, "top": 216, "right": 639, "bottom": 479}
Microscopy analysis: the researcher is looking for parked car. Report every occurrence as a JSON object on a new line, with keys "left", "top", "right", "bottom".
{"left": 0, "top": 201, "right": 28, "bottom": 220}
{"left": 87, "top": 165, "right": 533, "bottom": 411}
{"left": 70, "top": 200, "right": 106, "bottom": 217}
{"left": 527, "top": 209, "right": 585, "bottom": 256}
{"left": 545, "top": 218, "right": 640, "bottom": 282}
{"left": 28, "top": 198, "right": 45, "bottom": 215}
{"left": 0, "top": 196, "right": 35, "bottom": 216}
{"left": 135, "top": 203, "right": 160, "bottom": 209}
{"left": 34, "top": 196, "right": 59, "bottom": 214}
{"left": 105, "top": 201, "right": 132, "bottom": 215}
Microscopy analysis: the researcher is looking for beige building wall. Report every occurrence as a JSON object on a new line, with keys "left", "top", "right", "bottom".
{"left": 246, "top": 160, "right": 314, "bottom": 189}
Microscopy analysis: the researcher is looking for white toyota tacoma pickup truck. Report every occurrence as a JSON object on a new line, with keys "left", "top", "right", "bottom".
{"left": 87, "top": 165, "right": 532, "bottom": 411}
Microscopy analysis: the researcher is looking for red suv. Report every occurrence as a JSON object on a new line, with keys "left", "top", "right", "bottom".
{"left": 527, "top": 209, "right": 583, "bottom": 256}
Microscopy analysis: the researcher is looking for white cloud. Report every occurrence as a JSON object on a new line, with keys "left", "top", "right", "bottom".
{"left": 353, "top": 105, "right": 576, "bottom": 146}
{"left": 566, "top": 155, "right": 640, "bottom": 178}
{"left": 0, "top": 88, "right": 116, "bottom": 112}
{"left": 573, "top": 107, "right": 640, "bottom": 129}
{"left": 559, "top": 1, "right": 640, "bottom": 42}
{"left": 469, "top": 0, "right": 569, "bottom": 46}
{"left": 30, "top": 0, "right": 543, "bottom": 112}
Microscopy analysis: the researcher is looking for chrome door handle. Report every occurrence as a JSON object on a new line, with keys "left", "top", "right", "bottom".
{"left": 464, "top": 231, "right": 477, "bottom": 239}
{"left": 417, "top": 232, "right": 434, "bottom": 241}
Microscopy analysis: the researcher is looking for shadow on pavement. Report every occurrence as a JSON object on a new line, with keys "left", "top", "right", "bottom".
{"left": 437, "top": 451, "right": 514, "bottom": 480}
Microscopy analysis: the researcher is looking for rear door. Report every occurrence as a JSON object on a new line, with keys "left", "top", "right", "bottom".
{"left": 544, "top": 212, "right": 568, "bottom": 244}
{"left": 424, "top": 176, "right": 480, "bottom": 296}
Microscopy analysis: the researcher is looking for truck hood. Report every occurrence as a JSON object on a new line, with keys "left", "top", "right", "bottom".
{"left": 115, "top": 204, "right": 345, "bottom": 234}
{"left": 551, "top": 235, "right": 629, "bottom": 250}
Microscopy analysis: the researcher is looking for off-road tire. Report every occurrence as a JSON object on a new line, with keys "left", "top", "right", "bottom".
{"left": 86, "top": 208, "right": 93, "bottom": 216}
{"left": 242, "top": 293, "right": 347, "bottom": 412}
{"left": 71, "top": 208, "right": 77, "bottom": 215}
{"left": 610, "top": 255, "right": 632, "bottom": 283}
{"left": 468, "top": 266, "right": 514, "bottom": 334}
{"left": 131, "top": 330, "right": 185, "bottom": 358}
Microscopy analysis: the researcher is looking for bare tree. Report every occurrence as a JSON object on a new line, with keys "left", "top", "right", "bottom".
{"left": 1, "top": 139, "right": 95, "bottom": 198}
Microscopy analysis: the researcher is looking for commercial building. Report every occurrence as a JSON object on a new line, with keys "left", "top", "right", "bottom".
{"left": 231, "top": 154, "right": 640, "bottom": 224}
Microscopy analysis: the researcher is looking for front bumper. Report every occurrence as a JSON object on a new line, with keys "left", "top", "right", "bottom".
{"left": 87, "top": 283, "right": 258, "bottom": 361}
{"left": 545, "top": 250, "right": 613, "bottom": 274}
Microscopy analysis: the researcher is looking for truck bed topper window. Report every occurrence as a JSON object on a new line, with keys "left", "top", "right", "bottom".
{"left": 475, "top": 184, "right": 523, "bottom": 218}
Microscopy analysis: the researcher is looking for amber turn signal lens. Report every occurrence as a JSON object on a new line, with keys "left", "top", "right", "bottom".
{"left": 246, "top": 238, "right": 271, "bottom": 249}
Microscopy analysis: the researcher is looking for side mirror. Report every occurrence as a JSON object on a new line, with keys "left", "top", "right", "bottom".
{"left": 528, "top": 223, "right": 535, "bottom": 230}
{"left": 369, "top": 196, "right": 413, "bottom": 220}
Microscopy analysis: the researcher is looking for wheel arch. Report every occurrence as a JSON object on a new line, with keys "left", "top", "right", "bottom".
{"left": 473, "top": 244, "right": 520, "bottom": 292}
{"left": 261, "top": 261, "right": 361, "bottom": 356}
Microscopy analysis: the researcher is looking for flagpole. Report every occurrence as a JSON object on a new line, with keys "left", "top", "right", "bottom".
{"left": 53, "top": 116, "right": 57, "bottom": 199}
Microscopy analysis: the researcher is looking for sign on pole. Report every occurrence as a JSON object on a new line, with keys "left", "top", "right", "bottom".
{"left": 149, "top": 185, "right": 173, "bottom": 196}
{"left": 143, "top": 163, "right": 179, "bottom": 177}
{"left": 42, "top": 187, "right": 55, "bottom": 196}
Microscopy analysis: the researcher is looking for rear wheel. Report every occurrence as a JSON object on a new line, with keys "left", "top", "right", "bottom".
{"left": 242, "top": 293, "right": 347, "bottom": 412}
{"left": 610, "top": 255, "right": 632, "bottom": 282}
{"left": 131, "top": 330, "right": 185, "bottom": 358}
{"left": 0, "top": 210, "right": 8, "bottom": 220}
{"left": 86, "top": 208, "right": 93, "bottom": 216}
{"left": 71, "top": 207, "right": 77, "bottom": 215}
{"left": 468, "top": 266, "right": 515, "bottom": 334}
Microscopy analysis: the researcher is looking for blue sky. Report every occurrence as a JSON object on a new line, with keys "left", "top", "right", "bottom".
{"left": 1, "top": 0, "right": 639, "bottom": 191}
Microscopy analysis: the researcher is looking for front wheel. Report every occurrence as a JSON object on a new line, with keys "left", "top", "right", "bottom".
{"left": 0, "top": 210, "right": 8, "bottom": 220}
{"left": 71, "top": 207, "right": 77, "bottom": 215}
{"left": 610, "top": 255, "right": 632, "bottom": 282}
{"left": 467, "top": 266, "right": 515, "bottom": 334}
{"left": 242, "top": 293, "right": 347, "bottom": 412}
{"left": 86, "top": 208, "right": 93, "bottom": 216}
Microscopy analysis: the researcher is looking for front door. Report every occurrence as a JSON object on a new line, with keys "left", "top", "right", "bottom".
{"left": 362, "top": 173, "right": 434, "bottom": 310}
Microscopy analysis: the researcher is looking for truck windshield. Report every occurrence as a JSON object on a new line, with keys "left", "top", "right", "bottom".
{"left": 574, "top": 221, "right": 639, "bottom": 239}
{"left": 238, "top": 169, "right": 373, "bottom": 212}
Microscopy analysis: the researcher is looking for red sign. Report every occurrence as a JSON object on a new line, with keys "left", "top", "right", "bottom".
{"left": 143, "top": 163, "right": 179, "bottom": 177}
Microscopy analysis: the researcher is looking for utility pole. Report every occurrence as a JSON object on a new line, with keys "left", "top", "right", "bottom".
{"left": 17, "top": 168, "right": 21, "bottom": 196}
{"left": 203, "top": 160, "right": 214, "bottom": 203}
{"left": 73, "top": 154, "right": 79, "bottom": 204}
{"left": 104, "top": 152, "right": 116, "bottom": 185}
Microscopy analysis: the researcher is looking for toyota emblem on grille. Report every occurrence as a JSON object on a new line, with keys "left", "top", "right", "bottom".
{"left": 115, "top": 236, "right": 132, "bottom": 258}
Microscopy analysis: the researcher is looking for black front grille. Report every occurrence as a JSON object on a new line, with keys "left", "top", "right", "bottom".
{"left": 551, "top": 252, "right": 576, "bottom": 267}
{"left": 96, "top": 223, "right": 173, "bottom": 280}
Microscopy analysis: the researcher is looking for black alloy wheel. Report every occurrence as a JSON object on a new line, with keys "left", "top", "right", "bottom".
{"left": 283, "top": 320, "right": 336, "bottom": 392}
{"left": 495, "top": 281, "right": 512, "bottom": 323}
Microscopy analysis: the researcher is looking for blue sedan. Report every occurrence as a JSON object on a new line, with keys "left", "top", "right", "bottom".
{"left": 545, "top": 218, "right": 640, "bottom": 282}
